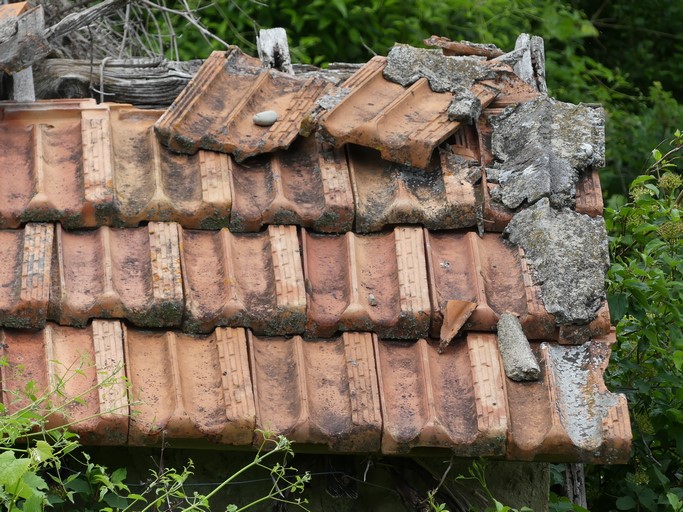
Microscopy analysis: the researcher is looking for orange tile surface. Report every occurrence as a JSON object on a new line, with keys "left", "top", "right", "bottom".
{"left": 0, "top": 37, "right": 630, "bottom": 462}
{"left": 303, "top": 227, "right": 431, "bottom": 339}
{"left": 155, "top": 49, "right": 332, "bottom": 160}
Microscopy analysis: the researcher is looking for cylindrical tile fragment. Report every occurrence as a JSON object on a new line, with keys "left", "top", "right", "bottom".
{"left": 497, "top": 313, "right": 540, "bottom": 381}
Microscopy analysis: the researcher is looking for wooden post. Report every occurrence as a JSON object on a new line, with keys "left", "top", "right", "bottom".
{"left": 565, "top": 463, "right": 588, "bottom": 508}
{"left": 257, "top": 27, "right": 294, "bottom": 74}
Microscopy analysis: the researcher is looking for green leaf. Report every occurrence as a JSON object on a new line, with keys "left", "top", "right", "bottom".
{"left": 616, "top": 495, "right": 637, "bottom": 510}
{"left": 673, "top": 351, "right": 683, "bottom": 371}
{"left": 0, "top": 450, "right": 31, "bottom": 488}
{"left": 31, "top": 440, "right": 53, "bottom": 463}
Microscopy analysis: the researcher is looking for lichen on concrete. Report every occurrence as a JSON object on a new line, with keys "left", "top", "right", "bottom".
{"left": 497, "top": 313, "right": 540, "bottom": 381}
{"left": 505, "top": 198, "right": 608, "bottom": 325}
{"left": 546, "top": 342, "right": 620, "bottom": 452}
{"left": 383, "top": 44, "right": 497, "bottom": 123}
{"left": 489, "top": 96, "right": 604, "bottom": 209}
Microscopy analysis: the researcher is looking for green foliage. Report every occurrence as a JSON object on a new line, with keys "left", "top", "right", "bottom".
{"left": 593, "top": 131, "right": 683, "bottom": 512}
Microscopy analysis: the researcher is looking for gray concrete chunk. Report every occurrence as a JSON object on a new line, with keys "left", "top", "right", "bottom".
{"left": 505, "top": 198, "right": 609, "bottom": 325}
{"left": 497, "top": 313, "right": 540, "bottom": 381}
{"left": 489, "top": 97, "right": 604, "bottom": 209}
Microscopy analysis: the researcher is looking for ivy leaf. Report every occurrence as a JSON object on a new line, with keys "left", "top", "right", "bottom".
{"left": 616, "top": 495, "right": 637, "bottom": 510}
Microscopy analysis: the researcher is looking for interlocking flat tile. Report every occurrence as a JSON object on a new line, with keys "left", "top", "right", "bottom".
{"left": 250, "top": 332, "right": 382, "bottom": 452}
{"left": 0, "top": 223, "right": 52, "bottom": 328}
{"left": 155, "top": 49, "right": 332, "bottom": 160}
{"left": 52, "top": 222, "right": 183, "bottom": 327}
{"left": 229, "top": 135, "right": 353, "bottom": 233}
{"left": 125, "top": 326, "right": 255, "bottom": 446}
{"left": 376, "top": 336, "right": 507, "bottom": 455}
{"left": 0, "top": 100, "right": 113, "bottom": 228}
{"left": 425, "top": 230, "right": 534, "bottom": 337}
{"left": 348, "top": 144, "right": 481, "bottom": 233}
{"left": 506, "top": 331, "right": 631, "bottom": 463}
{"left": 0, "top": 320, "right": 128, "bottom": 444}
{"left": 303, "top": 227, "right": 430, "bottom": 338}
{"left": 318, "top": 57, "right": 498, "bottom": 169}
{"left": 180, "top": 224, "right": 306, "bottom": 334}
{"left": 110, "top": 105, "right": 232, "bottom": 229}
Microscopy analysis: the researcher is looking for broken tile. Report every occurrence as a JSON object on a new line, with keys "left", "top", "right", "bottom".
{"left": 0, "top": 223, "right": 52, "bottom": 328}
{"left": 181, "top": 224, "right": 306, "bottom": 335}
{"left": 155, "top": 49, "right": 332, "bottom": 160}
{"left": 0, "top": 100, "right": 114, "bottom": 228}
{"left": 348, "top": 145, "right": 481, "bottom": 233}
{"left": 376, "top": 336, "right": 508, "bottom": 455}
{"left": 425, "top": 230, "right": 524, "bottom": 336}
{"left": 318, "top": 56, "right": 487, "bottom": 169}
{"left": 229, "top": 135, "right": 353, "bottom": 233}
{"left": 110, "top": 105, "right": 232, "bottom": 229}
{"left": 303, "top": 227, "right": 430, "bottom": 339}
{"left": 52, "top": 222, "right": 183, "bottom": 327}
{"left": 0, "top": 320, "right": 129, "bottom": 444}
{"left": 125, "top": 326, "right": 255, "bottom": 445}
{"left": 506, "top": 332, "right": 631, "bottom": 463}
{"left": 575, "top": 169, "right": 604, "bottom": 218}
{"left": 250, "top": 332, "right": 382, "bottom": 451}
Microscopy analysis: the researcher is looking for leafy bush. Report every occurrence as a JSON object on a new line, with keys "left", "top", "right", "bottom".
{"left": 594, "top": 131, "right": 683, "bottom": 511}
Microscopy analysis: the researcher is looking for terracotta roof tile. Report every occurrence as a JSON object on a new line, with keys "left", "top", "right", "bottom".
{"left": 317, "top": 56, "right": 489, "bottom": 169}
{"left": 110, "top": 105, "right": 233, "bottom": 229}
{"left": 155, "top": 49, "right": 333, "bottom": 160}
{"left": 52, "top": 222, "right": 183, "bottom": 327}
{"left": 180, "top": 224, "right": 306, "bottom": 334}
{"left": 349, "top": 144, "right": 481, "bottom": 233}
{"left": 0, "top": 321, "right": 128, "bottom": 444}
{"left": 250, "top": 331, "right": 382, "bottom": 452}
{"left": 506, "top": 331, "right": 631, "bottom": 462}
{"left": 0, "top": 100, "right": 113, "bottom": 228}
{"left": 125, "top": 326, "right": 255, "bottom": 446}
{"left": 229, "top": 135, "right": 353, "bottom": 233}
{"left": 377, "top": 335, "right": 507, "bottom": 455}
{"left": 0, "top": 223, "right": 52, "bottom": 328}
{"left": 303, "top": 227, "right": 430, "bottom": 338}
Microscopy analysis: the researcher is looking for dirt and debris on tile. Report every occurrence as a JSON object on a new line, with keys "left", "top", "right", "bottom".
{"left": 0, "top": 30, "right": 631, "bottom": 463}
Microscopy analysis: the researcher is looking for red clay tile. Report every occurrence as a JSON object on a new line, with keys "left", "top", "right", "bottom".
{"left": 229, "top": 135, "right": 353, "bottom": 233}
{"left": 250, "top": 331, "right": 381, "bottom": 451}
{"left": 0, "top": 223, "right": 52, "bottom": 328}
{"left": 376, "top": 336, "right": 508, "bottom": 455}
{"left": 180, "top": 224, "right": 306, "bottom": 334}
{"left": 318, "top": 57, "right": 472, "bottom": 169}
{"left": 0, "top": 320, "right": 128, "bottom": 444}
{"left": 0, "top": 100, "right": 113, "bottom": 228}
{"left": 425, "top": 230, "right": 522, "bottom": 336}
{"left": 348, "top": 144, "right": 481, "bottom": 233}
{"left": 125, "top": 326, "right": 255, "bottom": 446}
{"left": 155, "top": 49, "right": 332, "bottom": 160}
{"left": 52, "top": 222, "right": 183, "bottom": 327}
{"left": 109, "top": 105, "right": 232, "bottom": 229}
{"left": 575, "top": 169, "right": 604, "bottom": 218}
{"left": 303, "top": 227, "right": 430, "bottom": 339}
{"left": 506, "top": 331, "right": 631, "bottom": 463}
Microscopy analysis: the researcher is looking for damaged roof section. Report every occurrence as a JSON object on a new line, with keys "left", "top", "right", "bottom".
{"left": 505, "top": 198, "right": 609, "bottom": 326}
{"left": 0, "top": 28, "right": 631, "bottom": 463}
{"left": 488, "top": 97, "right": 605, "bottom": 210}
{"left": 154, "top": 48, "right": 333, "bottom": 160}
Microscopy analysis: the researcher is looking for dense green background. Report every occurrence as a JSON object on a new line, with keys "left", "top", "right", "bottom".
{"left": 164, "top": 2, "right": 683, "bottom": 510}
